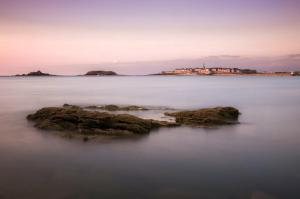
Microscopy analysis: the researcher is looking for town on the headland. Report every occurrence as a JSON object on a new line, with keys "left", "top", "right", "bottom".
{"left": 160, "top": 66, "right": 300, "bottom": 76}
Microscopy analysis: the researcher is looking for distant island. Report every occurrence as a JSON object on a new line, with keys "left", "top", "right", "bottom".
{"left": 15, "top": 70, "right": 53, "bottom": 76}
{"left": 85, "top": 70, "right": 117, "bottom": 76}
{"left": 13, "top": 70, "right": 118, "bottom": 77}
{"left": 158, "top": 67, "right": 300, "bottom": 76}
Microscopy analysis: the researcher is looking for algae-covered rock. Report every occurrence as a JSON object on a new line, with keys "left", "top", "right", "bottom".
{"left": 165, "top": 107, "right": 240, "bottom": 127}
{"left": 27, "top": 105, "right": 240, "bottom": 140}
{"left": 27, "top": 106, "right": 175, "bottom": 136}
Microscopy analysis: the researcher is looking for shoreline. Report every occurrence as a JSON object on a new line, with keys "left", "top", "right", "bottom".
{"left": 0, "top": 73, "right": 298, "bottom": 77}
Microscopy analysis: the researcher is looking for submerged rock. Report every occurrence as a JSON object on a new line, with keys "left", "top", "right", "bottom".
{"left": 102, "top": 105, "right": 120, "bottom": 111}
{"left": 27, "top": 106, "right": 176, "bottom": 137}
{"left": 86, "top": 104, "right": 148, "bottom": 111}
{"left": 165, "top": 107, "right": 240, "bottom": 127}
{"left": 63, "top": 104, "right": 81, "bottom": 109}
{"left": 121, "top": 105, "right": 149, "bottom": 111}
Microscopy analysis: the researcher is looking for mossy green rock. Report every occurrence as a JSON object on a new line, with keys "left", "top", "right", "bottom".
{"left": 27, "top": 106, "right": 176, "bottom": 136}
{"left": 165, "top": 107, "right": 240, "bottom": 126}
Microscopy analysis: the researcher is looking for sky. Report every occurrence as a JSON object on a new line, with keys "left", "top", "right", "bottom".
{"left": 0, "top": 0, "right": 300, "bottom": 75}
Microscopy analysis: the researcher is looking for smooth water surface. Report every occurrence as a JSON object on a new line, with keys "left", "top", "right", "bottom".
{"left": 0, "top": 76, "right": 299, "bottom": 199}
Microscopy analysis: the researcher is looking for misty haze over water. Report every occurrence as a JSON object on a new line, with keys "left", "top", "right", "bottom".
{"left": 0, "top": 76, "right": 299, "bottom": 199}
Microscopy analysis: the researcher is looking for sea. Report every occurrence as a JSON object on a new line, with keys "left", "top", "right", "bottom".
{"left": 0, "top": 76, "right": 299, "bottom": 199}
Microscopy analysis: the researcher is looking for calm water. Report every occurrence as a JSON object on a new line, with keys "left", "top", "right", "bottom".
{"left": 0, "top": 76, "right": 300, "bottom": 199}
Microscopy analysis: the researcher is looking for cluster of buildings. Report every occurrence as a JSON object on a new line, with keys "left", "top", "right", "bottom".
{"left": 291, "top": 71, "right": 300, "bottom": 76}
{"left": 162, "top": 66, "right": 257, "bottom": 75}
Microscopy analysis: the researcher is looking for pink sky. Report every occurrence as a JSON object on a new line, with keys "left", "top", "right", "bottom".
{"left": 1, "top": 0, "right": 300, "bottom": 75}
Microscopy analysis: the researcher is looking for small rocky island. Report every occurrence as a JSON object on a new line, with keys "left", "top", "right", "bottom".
{"left": 27, "top": 104, "right": 240, "bottom": 140}
{"left": 85, "top": 70, "right": 117, "bottom": 76}
{"left": 16, "top": 70, "right": 53, "bottom": 76}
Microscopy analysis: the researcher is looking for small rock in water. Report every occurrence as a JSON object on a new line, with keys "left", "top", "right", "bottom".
{"left": 165, "top": 107, "right": 240, "bottom": 127}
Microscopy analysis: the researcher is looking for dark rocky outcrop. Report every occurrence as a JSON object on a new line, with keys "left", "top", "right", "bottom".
{"left": 27, "top": 106, "right": 176, "bottom": 137}
{"left": 16, "top": 71, "right": 52, "bottom": 76}
{"left": 85, "top": 71, "right": 117, "bottom": 76}
{"left": 27, "top": 105, "right": 240, "bottom": 140}
{"left": 165, "top": 107, "right": 240, "bottom": 127}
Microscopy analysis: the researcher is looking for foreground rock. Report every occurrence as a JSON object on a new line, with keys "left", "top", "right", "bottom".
{"left": 27, "top": 106, "right": 177, "bottom": 137}
{"left": 27, "top": 105, "right": 240, "bottom": 140}
{"left": 85, "top": 70, "right": 117, "bottom": 76}
{"left": 165, "top": 107, "right": 240, "bottom": 127}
